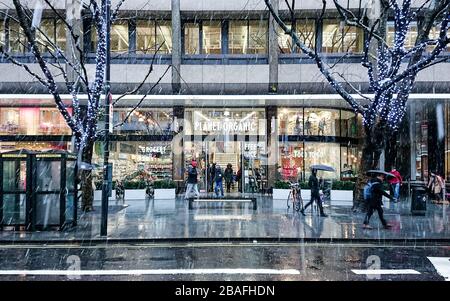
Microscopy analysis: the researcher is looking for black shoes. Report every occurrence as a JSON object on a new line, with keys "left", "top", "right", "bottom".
{"left": 320, "top": 213, "right": 328, "bottom": 217}
{"left": 299, "top": 209, "right": 306, "bottom": 216}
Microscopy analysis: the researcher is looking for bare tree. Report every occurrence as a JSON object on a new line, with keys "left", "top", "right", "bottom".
{"left": 265, "top": 0, "right": 449, "bottom": 209}
{"left": 0, "top": 0, "right": 170, "bottom": 211}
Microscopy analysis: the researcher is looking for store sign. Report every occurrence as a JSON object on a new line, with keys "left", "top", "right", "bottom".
{"left": 138, "top": 145, "right": 168, "bottom": 154}
{"left": 194, "top": 119, "right": 257, "bottom": 133}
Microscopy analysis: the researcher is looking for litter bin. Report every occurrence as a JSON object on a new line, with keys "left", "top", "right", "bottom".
{"left": 411, "top": 185, "right": 427, "bottom": 216}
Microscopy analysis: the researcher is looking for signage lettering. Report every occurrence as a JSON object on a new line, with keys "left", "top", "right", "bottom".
{"left": 194, "top": 119, "right": 257, "bottom": 133}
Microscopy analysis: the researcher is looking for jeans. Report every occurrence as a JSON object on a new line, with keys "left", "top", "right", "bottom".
{"left": 364, "top": 205, "right": 387, "bottom": 226}
{"left": 391, "top": 183, "right": 400, "bottom": 201}
{"left": 215, "top": 180, "right": 224, "bottom": 197}
{"left": 226, "top": 181, "right": 232, "bottom": 193}
{"left": 184, "top": 183, "right": 199, "bottom": 199}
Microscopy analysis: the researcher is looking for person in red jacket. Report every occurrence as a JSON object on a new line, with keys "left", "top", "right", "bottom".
{"left": 389, "top": 167, "right": 402, "bottom": 202}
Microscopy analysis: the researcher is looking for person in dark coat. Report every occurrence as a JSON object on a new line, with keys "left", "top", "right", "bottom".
{"left": 363, "top": 174, "right": 394, "bottom": 229}
{"left": 224, "top": 164, "right": 234, "bottom": 193}
{"left": 300, "top": 168, "right": 328, "bottom": 217}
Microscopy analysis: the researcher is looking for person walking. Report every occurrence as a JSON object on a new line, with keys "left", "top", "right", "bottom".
{"left": 224, "top": 163, "right": 234, "bottom": 193}
{"left": 214, "top": 164, "right": 224, "bottom": 197}
{"left": 363, "top": 174, "right": 394, "bottom": 229}
{"left": 428, "top": 172, "right": 445, "bottom": 203}
{"left": 184, "top": 161, "right": 200, "bottom": 200}
{"left": 389, "top": 167, "right": 403, "bottom": 202}
{"left": 300, "top": 168, "right": 328, "bottom": 217}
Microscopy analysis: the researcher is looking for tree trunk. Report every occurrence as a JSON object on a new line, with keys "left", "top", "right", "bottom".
{"left": 352, "top": 123, "right": 385, "bottom": 212}
{"left": 80, "top": 140, "right": 95, "bottom": 212}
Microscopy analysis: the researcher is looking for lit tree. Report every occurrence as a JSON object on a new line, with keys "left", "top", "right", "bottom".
{"left": 0, "top": 0, "right": 169, "bottom": 211}
{"left": 265, "top": 0, "right": 449, "bottom": 210}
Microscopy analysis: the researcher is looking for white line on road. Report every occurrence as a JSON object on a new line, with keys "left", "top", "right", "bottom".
{"left": 351, "top": 269, "right": 421, "bottom": 275}
{"left": 427, "top": 257, "right": 450, "bottom": 281}
{"left": 0, "top": 268, "right": 301, "bottom": 276}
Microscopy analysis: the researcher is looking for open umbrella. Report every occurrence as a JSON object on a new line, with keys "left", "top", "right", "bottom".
{"left": 310, "top": 164, "right": 336, "bottom": 172}
{"left": 366, "top": 170, "right": 396, "bottom": 179}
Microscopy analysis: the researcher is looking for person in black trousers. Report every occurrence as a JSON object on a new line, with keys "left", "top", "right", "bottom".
{"left": 300, "top": 168, "right": 328, "bottom": 217}
{"left": 363, "top": 174, "right": 393, "bottom": 229}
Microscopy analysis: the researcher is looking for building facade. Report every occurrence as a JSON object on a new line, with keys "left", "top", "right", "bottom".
{"left": 0, "top": 0, "right": 449, "bottom": 193}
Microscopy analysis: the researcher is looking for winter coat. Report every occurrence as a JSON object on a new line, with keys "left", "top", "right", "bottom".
{"left": 187, "top": 166, "right": 198, "bottom": 184}
{"left": 308, "top": 174, "right": 320, "bottom": 196}
{"left": 388, "top": 170, "right": 402, "bottom": 185}
{"left": 368, "top": 178, "right": 392, "bottom": 207}
{"left": 224, "top": 167, "right": 233, "bottom": 182}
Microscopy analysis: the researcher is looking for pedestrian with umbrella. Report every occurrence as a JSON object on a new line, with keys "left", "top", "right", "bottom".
{"left": 363, "top": 170, "right": 394, "bottom": 229}
{"left": 300, "top": 165, "right": 334, "bottom": 217}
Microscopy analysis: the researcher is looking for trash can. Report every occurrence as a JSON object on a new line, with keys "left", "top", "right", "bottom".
{"left": 411, "top": 185, "right": 427, "bottom": 216}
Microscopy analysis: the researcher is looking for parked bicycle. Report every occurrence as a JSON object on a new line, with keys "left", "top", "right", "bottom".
{"left": 286, "top": 182, "right": 304, "bottom": 212}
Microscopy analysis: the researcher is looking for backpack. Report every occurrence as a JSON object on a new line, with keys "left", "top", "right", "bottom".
{"left": 363, "top": 182, "right": 374, "bottom": 201}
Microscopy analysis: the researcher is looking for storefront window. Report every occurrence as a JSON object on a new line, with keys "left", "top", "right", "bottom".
{"left": 113, "top": 108, "right": 173, "bottom": 135}
{"left": 184, "top": 22, "right": 200, "bottom": 54}
{"left": 340, "top": 145, "right": 360, "bottom": 179}
{"left": 0, "top": 107, "right": 71, "bottom": 135}
{"left": 202, "top": 21, "right": 221, "bottom": 54}
{"left": 184, "top": 108, "right": 266, "bottom": 136}
{"left": 322, "top": 21, "right": 363, "bottom": 53}
{"left": 445, "top": 103, "right": 450, "bottom": 180}
{"left": 0, "top": 142, "right": 70, "bottom": 153}
{"left": 387, "top": 21, "right": 417, "bottom": 49}
{"left": 304, "top": 108, "right": 340, "bottom": 136}
{"left": 278, "top": 142, "right": 304, "bottom": 182}
{"left": 94, "top": 141, "right": 172, "bottom": 181}
{"left": 304, "top": 142, "right": 340, "bottom": 179}
{"left": 413, "top": 102, "right": 429, "bottom": 181}
{"left": 340, "top": 110, "right": 359, "bottom": 137}
{"left": 278, "top": 108, "right": 303, "bottom": 135}
{"left": 8, "top": 20, "right": 26, "bottom": 53}
{"left": 92, "top": 20, "right": 129, "bottom": 53}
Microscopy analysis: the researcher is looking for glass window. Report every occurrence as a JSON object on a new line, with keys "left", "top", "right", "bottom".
{"left": 8, "top": 20, "right": 26, "bottom": 53}
{"left": 92, "top": 20, "right": 129, "bottom": 53}
{"left": 229, "top": 21, "right": 247, "bottom": 54}
{"left": 304, "top": 108, "right": 340, "bottom": 136}
{"left": 304, "top": 142, "right": 341, "bottom": 179}
{"left": 296, "top": 20, "right": 315, "bottom": 50}
{"left": 341, "top": 145, "right": 360, "bottom": 179}
{"left": 136, "top": 20, "right": 156, "bottom": 53}
{"left": 322, "top": 21, "right": 363, "bottom": 53}
{"left": 156, "top": 21, "right": 172, "bottom": 54}
{"left": 278, "top": 108, "right": 303, "bottom": 135}
{"left": 248, "top": 20, "right": 267, "bottom": 54}
{"left": 277, "top": 22, "right": 293, "bottom": 53}
{"left": 113, "top": 108, "right": 173, "bottom": 135}
{"left": 0, "top": 107, "right": 71, "bottom": 135}
{"left": 0, "top": 20, "right": 5, "bottom": 47}
{"left": 340, "top": 110, "right": 358, "bottom": 138}
{"left": 55, "top": 19, "right": 66, "bottom": 50}
{"left": 202, "top": 21, "right": 221, "bottom": 54}
{"left": 387, "top": 22, "right": 417, "bottom": 49}
{"left": 184, "top": 22, "right": 200, "bottom": 54}
{"left": 428, "top": 25, "right": 449, "bottom": 51}
{"left": 36, "top": 19, "right": 55, "bottom": 53}
{"left": 278, "top": 142, "right": 304, "bottom": 182}
{"left": 94, "top": 141, "right": 173, "bottom": 182}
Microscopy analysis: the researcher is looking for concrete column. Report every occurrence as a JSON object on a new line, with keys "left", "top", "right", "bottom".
{"left": 172, "top": 106, "right": 185, "bottom": 183}
{"left": 268, "top": 0, "right": 279, "bottom": 93}
{"left": 171, "top": 0, "right": 181, "bottom": 93}
{"left": 266, "top": 106, "right": 278, "bottom": 187}
{"left": 409, "top": 101, "right": 417, "bottom": 181}
{"left": 65, "top": 0, "right": 82, "bottom": 85}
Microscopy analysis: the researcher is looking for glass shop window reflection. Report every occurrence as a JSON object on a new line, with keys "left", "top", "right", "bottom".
{"left": 113, "top": 108, "right": 173, "bottom": 135}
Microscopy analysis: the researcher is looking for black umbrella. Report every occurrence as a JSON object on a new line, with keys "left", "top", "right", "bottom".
{"left": 366, "top": 170, "right": 396, "bottom": 179}
{"left": 310, "top": 164, "right": 336, "bottom": 172}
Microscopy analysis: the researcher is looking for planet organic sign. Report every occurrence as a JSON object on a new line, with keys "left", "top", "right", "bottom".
{"left": 194, "top": 119, "right": 257, "bottom": 134}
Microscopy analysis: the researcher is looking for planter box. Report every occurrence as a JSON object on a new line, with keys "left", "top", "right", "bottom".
{"left": 330, "top": 190, "right": 353, "bottom": 201}
{"left": 124, "top": 189, "right": 146, "bottom": 200}
{"left": 154, "top": 188, "right": 176, "bottom": 200}
{"left": 94, "top": 190, "right": 116, "bottom": 201}
{"left": 273, "top": 189, "right": 291, "bottom": 200}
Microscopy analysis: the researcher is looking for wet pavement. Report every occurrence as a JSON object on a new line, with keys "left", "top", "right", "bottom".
{"left": 0, "top": 242, "right": 448, "bottom": 280}
{"left": 0, "top": 195, "right": 449, "bottom": 242}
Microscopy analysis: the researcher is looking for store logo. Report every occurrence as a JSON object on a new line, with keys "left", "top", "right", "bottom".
{"left": 138, "top": 145, "right": 168, "bottom": 154}
{"left": 194, "top": 120, "right": 257, "bottom": 134}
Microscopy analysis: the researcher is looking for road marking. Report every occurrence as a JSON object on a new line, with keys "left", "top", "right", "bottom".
{"left": 0, "top": 268, "right": 301, "bottom": 276}
{"left": 427, "top": 257, "right": 450, "bottom": 281}
{"left": 351, "top": 269, "right": 420, "bottom": 275}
